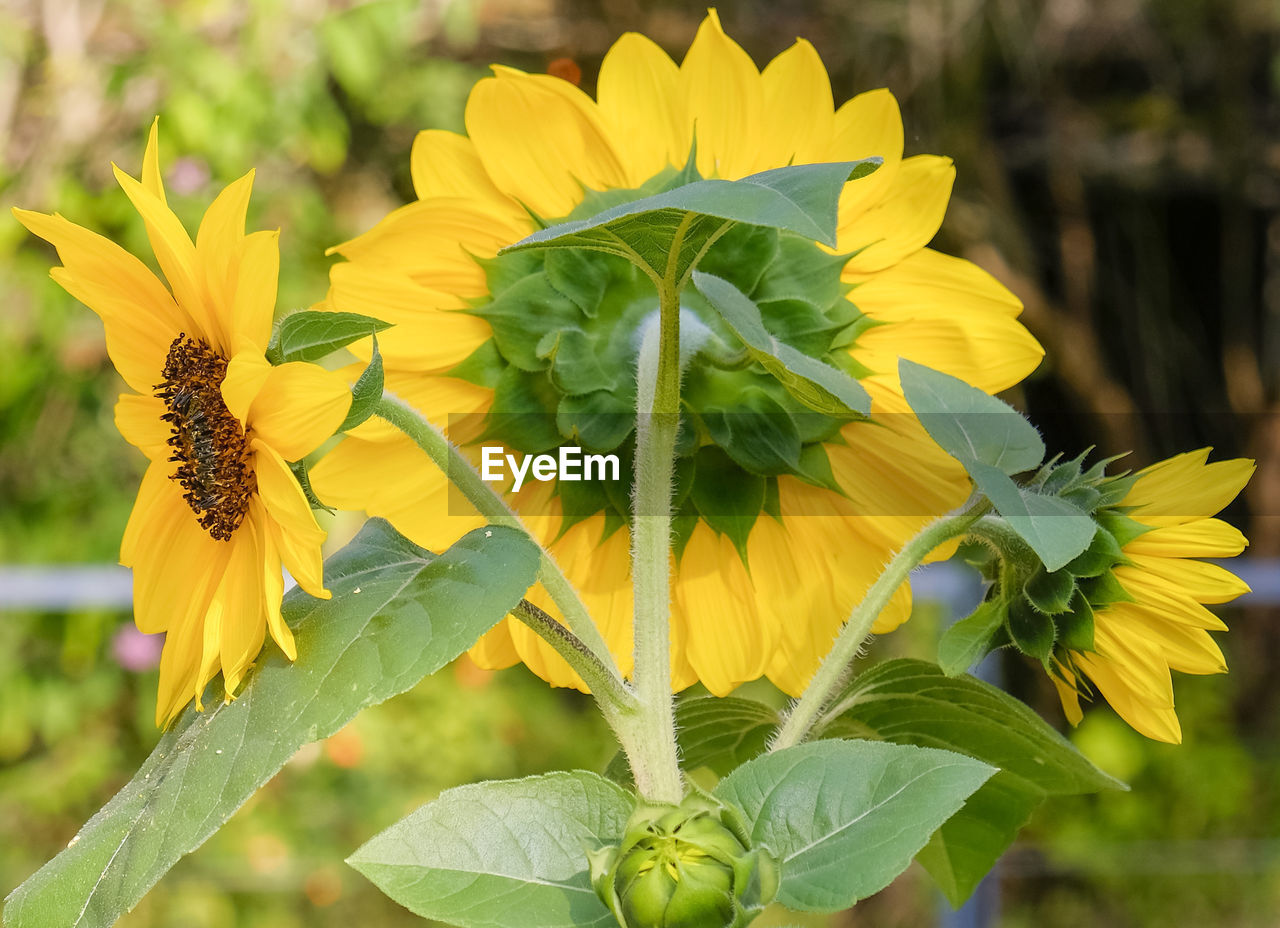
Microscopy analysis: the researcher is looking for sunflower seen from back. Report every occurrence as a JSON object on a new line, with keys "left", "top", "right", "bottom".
{"left": 14, "top": 123, "right": 351, "bottom": 725}
{"left": 310, "top": 11, "right": 1044, "bottom": 696}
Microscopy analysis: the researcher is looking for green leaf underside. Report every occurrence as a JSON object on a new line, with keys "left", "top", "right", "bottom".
{"left": 338, "top": 334, "right": 384, "bottom": 432}
{"left": 968, "top": 460, "right": 1096, "bottom": 571}
{"left": 503, "top": 159, "right": 881, "bottom": 282}
{"left": 693, "top": 271, "right": 871, "bottom": 416}
{"left": 675, "top": 696, "right": 780, "bottom": 776}
{"left": 937, "top": 600, "right": 1005, "bottom": 676}
{"left": 715, "top": 740, "right": 994, "bottom": 912}
{"left": 2, "top": 520, "right": 540, "bottom": 928}
{"left": 814, "top": 660, "right": 1123, "bottom": 905}
{"left": 274, "top": 310, "right": 391, "bottom": 362}
{"left": 898, "top": 359, "right": 1044, "bottom": 476}
{"left": 348, "top": 772, "right": 632, "bottom": 928}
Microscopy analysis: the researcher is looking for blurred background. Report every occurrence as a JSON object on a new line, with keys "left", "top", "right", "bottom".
{"left": 2, "top": 0, "right": 1279, "bottom": 924}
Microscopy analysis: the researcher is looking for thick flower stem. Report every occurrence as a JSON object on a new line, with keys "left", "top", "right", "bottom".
{"left": 624, "top": 224, "right": 694, "bottom": 804}
{"left": 372, "top": 397, "right": 627, "bottom": 698}
{"left": 772, "top": 508, "right": 986, "bottom": 750}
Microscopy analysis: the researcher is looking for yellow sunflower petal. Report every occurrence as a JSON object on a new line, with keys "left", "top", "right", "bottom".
{"left": 679, "top": 10, "right": 764, "bottom": 179}
{"left": 254, "top": 502, "right": 296, "bottom": 660}
{"left": 1051, "top": 663, "right": 1086, "bottom": 726}
{"left": 673, "top": 523, "right": 769, "bottom": 695}
{"left": 1104, "top": 603, "right": 1227, "bottom": 675}
{"left": 221, "top": 347, "right": 273, "bottom": 425}
{"left": 831, "top": 88, "right": 904, "bottom": 220}
{"left": 759, "top": 39, "right": 834, "bottom": 168}
{"left": 1123, "top": 554, "right": 1250, "bottom": 604}
{"left": 1074, "top": 650, "right": 1182, "bottom": 744}
{"left": 141, "top": 118, "right": 166, "bottom": 202}
{"left": 410, "top": 129, "right": 518, "bottom": 212}
{"left": 840, "top": 154, "right": 955, "bottom": 274}
{"left": 155, "top": 599, "right": 205, "bottom": 726}
{"left": 252, "top": 439, "right": 328, "bottom": 598}
{"left": 112, "top": 164, "right": 223, "bottom": 351}
{"left": 247, "top": 361, "right": 351, "bottom": 462}
{"left": 597, "top": 32, "right": 688, "bottom": 184}
{"left": 227, "top": 229, "right": 279, "bottom": 354}
{"left": 1124, "top": 449, "right": 1255, "bottom": 523}
{"left": 195, "top": 169, "right": 253, "bottom": 309}
{"left": 115, "top": 393, "right": 170, "bottom": 461}
{"left": 1123, "top": 518, "right": 1248, "bottom": 558}
{"left": 213, "top": 513, "right": 268, "bottom": 695}
{"left": 466, "top": 68, "right": 629, "bottom": 219}
{"left": 13, "top": 209, "right": 187, "bottom": 392}
{"left": 129, "top": 488, "right": 231, "bottom": 636}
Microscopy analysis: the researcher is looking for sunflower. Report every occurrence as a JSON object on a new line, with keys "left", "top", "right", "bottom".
{"left": 309, "top": 11, "right": 1043, "bottom": 696}
{"left": 1052, "top": 449, "right": 1254, "bottom": 742}
{"left": 14, "top": 122, "right": 351, "bottom": 725}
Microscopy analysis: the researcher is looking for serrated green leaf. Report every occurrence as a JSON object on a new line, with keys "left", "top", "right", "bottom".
{"left": 338, "top": 334, "right": 384, "bottom": 432}
{"left": 938, "top": 599, "right": 1006, "bottom": 676}
{"left": 694, "top": 272, "right": 871, "bottom": 417}
{"left": 898, "top": 359, "right": 1044, "bottom": 476}
{"left": 968, "top": 460, "right": 1096, "bottom": 571}
{"left": 715, "top": 740, "right": 993, "bottom": 912}
{"left": 812, "top": 660, "right": 1123, "bottom": 906}
{"left": 274, "top": 310, "right": 391, "bottom": 362}
{"left": 1, "top": 520, "right": 541, "bottom": 928}
{"left": 348, "top": 771, "right": 632, "bottom": 928}
{"left": 503, "top": 160, "right": 881, "bottom": 282}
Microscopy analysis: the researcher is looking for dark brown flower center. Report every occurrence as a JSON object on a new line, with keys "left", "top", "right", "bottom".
{"left": 156, "top": 335, "right": 255, "bottom": 540}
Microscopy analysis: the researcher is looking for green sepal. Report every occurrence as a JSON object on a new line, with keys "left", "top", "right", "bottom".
{"left": 472, "top": 273, "right": 579, "bottom": 372}
{"left": 793, "top": 443, "right": 845, "bottom": 494}
{"left": 1023, "top": 566, "right": 1077, "bottom": 615}
{"left": 1054, "top": 590, "right": 1096, "bottom": 651}
{"left": 289, "top": 458, "right": 336, "bottom": 514}
{"left": 938, "top": 599, "right": 1007, "bottom": 676}
{"left": 557, "top": 389, "right": 635, "bottom": 452}
{"left": 700, "top": 386, "right": 803, "bottom": 476}
{"left": 337, "top": 334, "right": 383, "bottom": 432}
{"left": 1006, "top": 596, "right": 1057, "bottom": 661}
{"left": 1063, "top": 526, "right": 1125, "bottom": 578}
{"left": 483, "top": 367, "right": 563, "bottom": 452}
{"left": 1096, "top": 509, "right": 1152, "bottom": 547}
{"left": 1079, "top": 570, "right": 1135, "bottom": 607}
{"left": 691, "top": 446, "right": 766, "bottom": 564}
{"left": 447, "top": 339, "right": 506, "bottom": 389}
{"left": 268, "top": 310, "right": 391, "bottom": 363}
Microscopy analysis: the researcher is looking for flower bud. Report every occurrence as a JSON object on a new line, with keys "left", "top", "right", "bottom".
{"left": 590, "top": 794, "right": 778, "bottom": 928}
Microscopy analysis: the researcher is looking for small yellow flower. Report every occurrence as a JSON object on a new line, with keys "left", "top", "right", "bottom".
{"left": 15, "top": 122, "right": 351, "bottom": 725}
{"left": 1052, "top": 449, "right": 1254, "bottom": 742}
{"left": 310, "top": 11, "right": 1044, "bottom": 697}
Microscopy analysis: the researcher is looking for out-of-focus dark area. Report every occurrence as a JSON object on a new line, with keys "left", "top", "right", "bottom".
{"left": 1, "top": 1, "right": 1278, "bottom": 925}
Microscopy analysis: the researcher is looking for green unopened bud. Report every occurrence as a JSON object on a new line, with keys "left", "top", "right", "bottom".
{"left": 590, "top": 794, "right": 778, "bottom": 928}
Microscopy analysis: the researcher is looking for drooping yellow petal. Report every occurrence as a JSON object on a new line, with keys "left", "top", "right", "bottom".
{"left": 1075, "top": 650, "right": 1182, "bottom": 743}
{"left": 254, "top": 501, "right": 296, "bottom": 661}
{"left": 597, "top": 32, "right": 689, "bottom": 184}
{"left": 213, "top": 512, "right": 269, "bottom": 695}
{"left": 465, "top": 68, "right": 629, "bottom": 219}
{"left": 114, "top": 393, "right": 170, "bottom": 461}
{"left": 1105, "top": 603, "right": 1227, "bottom": 675}
{"left": 129, "top": 488, "right": 231, "bottom": 636}
{"left": 252, "top": 440, "right": 329, "bottom": 598}
{"left": 841, "top": 155, "right": 955, "bottom": 273}
{"left": 247, "top": 361, "right": 351, "bottom": 462}
{"left": 759, "top": 39, "right": 835, "bottom": 169}
{"left": 1123, "top": 518, "right": 1248, "bottom": 558}
{"left": 679, "top": 10, "right": 764, "bottom": 179}
{"left": 1122, "top": 555, "right": 1251, "bottom": 604}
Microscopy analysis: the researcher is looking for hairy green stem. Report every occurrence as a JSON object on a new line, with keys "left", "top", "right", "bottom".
{"left": 372, "top": 397, "right": 626, "bottom": 694}
{"left": 511, "top": 599, "right": 635, "bottom": 720}
{"left": 623, "top": 215, "right": 696, "bottom": 803}
{"left": 772, "top": 508, "right": 986, "bottom": 750}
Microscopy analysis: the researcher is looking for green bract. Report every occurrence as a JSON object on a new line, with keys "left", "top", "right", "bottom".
{"left": 590, "top": 794, "right": 778, "bottom": 928}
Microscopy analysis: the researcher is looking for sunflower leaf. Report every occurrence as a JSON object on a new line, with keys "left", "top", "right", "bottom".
{"left": 1, "top": 520, "right": 540, "bottom": 928}
{"left": 811, "top": 659, "right": 1124, "bottom": 907}
{"left": 272, "top": 310, "right": 391, "bottom": 363}
{"left": 715, "top": 739, "right": 994, "bottom": 912}
{"left": 338, "top": 334, "right": 384, "bottom": 432}
{"left": 501, "top": 159, "right": 882, "bottom": 283}
{"left": 348, "top": 771, "right": 633, "bottom": 928}
{"left": 693, "top": 271, "right": 872, "bottom": 416}
{"left": 968, "top": 460, "right": 1097, "bottom": 571}
{"left": 898, "top": 358, "right": 1045, "bottom": 476}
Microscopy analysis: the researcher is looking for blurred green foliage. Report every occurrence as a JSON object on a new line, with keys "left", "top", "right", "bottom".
{"left": 2, "top": 0, "right": 1278, "bottom": 926}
